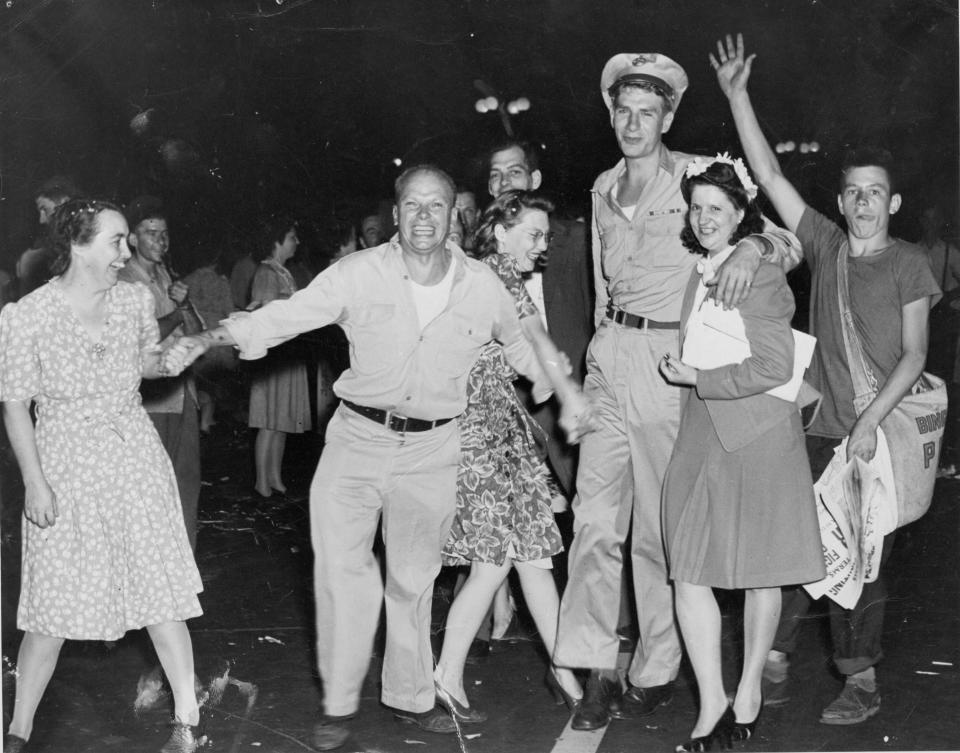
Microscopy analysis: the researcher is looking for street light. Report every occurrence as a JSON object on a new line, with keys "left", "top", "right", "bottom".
{"left": 473, "top": 80, "right": 530, "bottom": 136}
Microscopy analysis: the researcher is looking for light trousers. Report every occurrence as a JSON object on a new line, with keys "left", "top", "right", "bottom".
{"left": 311, "top": 405, "right": 459, "bottom": 716}
{"left": 556, "top": 323, "right": 683, "bottom": 687}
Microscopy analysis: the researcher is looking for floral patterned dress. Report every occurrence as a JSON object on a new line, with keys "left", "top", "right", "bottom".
{"left": 443, "top": 253, "right": 563, "bottom": 567}
{"left": 0, "top": 281, "right": 203, "bottom": 640}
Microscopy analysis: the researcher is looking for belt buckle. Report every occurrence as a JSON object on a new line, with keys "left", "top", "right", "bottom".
{"left": 386, "top": 410, "right": 409, "bottom": 433}
{"left": 613, "top": 309, "right": 627, "bottom": 325}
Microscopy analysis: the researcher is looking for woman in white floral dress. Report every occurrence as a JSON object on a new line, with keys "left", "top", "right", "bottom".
{"left": 0, "top": 200, "right": 204, "bottom": 753}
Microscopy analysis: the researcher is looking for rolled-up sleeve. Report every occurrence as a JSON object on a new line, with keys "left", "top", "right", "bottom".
{"left": 222, "top": 265, "right": 347, "bottom": 359}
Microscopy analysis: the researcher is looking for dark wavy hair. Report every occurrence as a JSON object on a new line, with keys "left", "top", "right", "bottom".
{"left": 48, "top": 198, "right": 124, "bottom": 276}
{"left": 680, "top": 161, "right": 764, "bottom": 255}
{"left": 839, "top": 146, "right": 897, "bottom": 195}
{"left": 473, "top": 190, "right": 555, "bottom": 259}
{"left": 254, "top": 212, "right": 299, "bottom": 262}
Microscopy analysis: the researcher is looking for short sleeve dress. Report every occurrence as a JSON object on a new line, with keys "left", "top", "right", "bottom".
{"left": 0, "top": 281, "right": 203, "bottom": 640}
{"left": 443, "top": 253, "right": 563, "bottom": 567}
{"left": 247, "top": 260, "right": 312, "bottom": 434}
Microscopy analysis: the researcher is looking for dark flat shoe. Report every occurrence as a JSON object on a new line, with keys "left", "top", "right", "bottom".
{"left": 3, "top": 734, "right": 27, "bottom": 753}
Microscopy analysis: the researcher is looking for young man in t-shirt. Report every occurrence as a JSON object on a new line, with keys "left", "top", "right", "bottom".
{"left": 713, "top": 34, "right": 940, "bottom": 725}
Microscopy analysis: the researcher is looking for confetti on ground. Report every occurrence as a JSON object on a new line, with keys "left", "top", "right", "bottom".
{"left": 932, "top": 661, "right": 953, "bottom": 666}
{"left": 915, "top": 670, "right": 939, "bottom": 675}
{"left": 403, "top": 740, "right": 427, "bottom": 745}
{"left": 465, "top": 733, "right": 481, "bottom": 739}
{"left": 258, "top": 635, "right": 285, "bottom": 645}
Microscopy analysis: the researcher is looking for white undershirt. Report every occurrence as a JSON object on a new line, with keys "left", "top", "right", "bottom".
{"left": 409, "top": 257, "right": 457, "bottom": 330}
{"left": 523, "top": 271, "right": 549, "bottom": 331}
{"left": 618, "top": 202, "right": 637, "bottom": 221}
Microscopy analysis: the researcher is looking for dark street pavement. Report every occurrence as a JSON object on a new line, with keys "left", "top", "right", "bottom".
{"left": 2, "top": 419, "right": 959, "bottom": 753}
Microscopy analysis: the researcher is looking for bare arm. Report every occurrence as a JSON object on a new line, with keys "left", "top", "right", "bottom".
{"left": 519, "top": 315, "right": 593, "bottom": 443}
{"left": 712, "top": 33, "right": 808, "bottom": 234}
{"left": 846, "top": 297, "right": 930, "bottom": 462}
{"left": 161, "top": 326, "right": 237, "bottom": 376}
{"left": 3, "top": 400, "right": 58, "bottom": 528}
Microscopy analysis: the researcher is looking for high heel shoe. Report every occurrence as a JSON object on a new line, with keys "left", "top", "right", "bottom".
{"left": 433, "top": 679, "right": 488, "bottom": 724}
{"left": 676, "top": 705, "right": 735, "bottom": 752}
{"left": 545, "top": 668, "right": 582, "bottom": 712}
{"left": 731, "top": 705, "right": 762, "bottom": 743}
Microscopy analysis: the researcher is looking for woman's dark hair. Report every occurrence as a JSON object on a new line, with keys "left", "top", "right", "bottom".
{"left": 48, "top": 198, "right": 123, "bottom": 276}
{"left": 254, "top": 212, "right": 298, "bottom": 262}
{"left": 473, "top": 189, "right": 555, "bottom": 259}
{"left": 679, "top": 161, "right": 764, "bottom": 255}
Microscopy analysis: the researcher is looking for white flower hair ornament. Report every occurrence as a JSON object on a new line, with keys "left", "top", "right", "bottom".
{"left": 684, "top": 152, "right": 759, "bottom": 201}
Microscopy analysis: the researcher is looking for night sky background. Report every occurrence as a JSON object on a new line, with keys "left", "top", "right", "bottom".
{"left": 1, "top": 0, "right": 957, "bottom": 273}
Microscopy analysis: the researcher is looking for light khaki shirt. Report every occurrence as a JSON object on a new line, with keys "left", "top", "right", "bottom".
{"left": 591, "top": 145, "right": 801, "bottom": 327}
{"left": 224, "top": 238, "right": 549, "bottom": 421}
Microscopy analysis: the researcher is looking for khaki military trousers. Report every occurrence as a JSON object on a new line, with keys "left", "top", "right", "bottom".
{"left": 310, "top": 405, "right": 459, "bottom": 716}
{"left": 556, "top": 322, "right": 683, "bottom": 687}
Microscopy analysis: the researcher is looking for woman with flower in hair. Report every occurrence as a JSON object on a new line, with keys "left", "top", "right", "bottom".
{"left": 658, "top": 156, "right": 823, "bottom": 751}
{"left": 0, "top": 200, "right": 204, "bottom": 753}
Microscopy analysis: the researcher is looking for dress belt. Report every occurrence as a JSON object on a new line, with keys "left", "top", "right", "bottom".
{"left": 342, "top": 400, "right": 455, "bottom": 433}
{"left": 605, "top": 305, "right": 680, "bottom": 330}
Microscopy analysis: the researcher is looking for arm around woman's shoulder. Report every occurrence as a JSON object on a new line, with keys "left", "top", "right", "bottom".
{"left": 697, "top": 262, "right": 795, "bottom": 400}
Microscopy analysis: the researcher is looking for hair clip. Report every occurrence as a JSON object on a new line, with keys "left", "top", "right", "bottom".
{"left": 685, "top": 152, "right": 759, "bottom": 200}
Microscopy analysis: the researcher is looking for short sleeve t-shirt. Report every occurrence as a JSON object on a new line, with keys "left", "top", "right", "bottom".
{"left": 799, "top": 207, "right": 941, "bottom": 438}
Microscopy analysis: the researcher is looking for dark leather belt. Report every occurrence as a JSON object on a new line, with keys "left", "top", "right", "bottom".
{"left": 342, "top": 400, "right": 455, "bottom": 433}
{"left": 606, "top": 305, "right": 680, "bottom": 330}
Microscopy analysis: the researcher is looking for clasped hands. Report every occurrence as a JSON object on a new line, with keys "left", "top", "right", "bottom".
{"left": 559, "top": 390, "right": 597, "bottom": 445}
{"left": 158, "top": 335, "right": 209, "bottom": 377}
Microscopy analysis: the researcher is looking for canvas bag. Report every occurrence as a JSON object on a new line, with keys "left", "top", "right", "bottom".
{"left": 836, "top": 243, "right": 947, "bottom": 528}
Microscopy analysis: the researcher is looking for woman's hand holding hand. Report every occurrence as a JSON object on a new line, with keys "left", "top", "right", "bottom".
{"left": 659, "top": 353, "right": 698, "bottom": 387}
{"left": 160, "top": 336, "right": 209, "bottom": 376}
{"left": 559, "top": 390, "right": 596, "bottom": 445}
{"left": 24, "top": 478, "right": 58, "bottom": 528}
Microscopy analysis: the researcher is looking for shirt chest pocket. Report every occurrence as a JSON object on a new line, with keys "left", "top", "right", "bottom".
{"left": 641, "top": 211, "right": 687, "bottom": 268}
{"left": 432, "top": 312, "right": 491, "bottom": 378}
{"left": 348, "top": 303, "right": 397, "bottom": 373}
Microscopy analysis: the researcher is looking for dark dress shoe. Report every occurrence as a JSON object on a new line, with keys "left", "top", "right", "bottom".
{"left": 571, "top": 670, "right": 624, "bottom": 730}
{"left": 465, "top": 638, "right": 490, "bottom": 665}
{"left": 393, "top": 706, "right": 457, "bottom": 734}
{"left": 312, "top": 713, "right": 355, "bottom": 751}
{"left": 624, "top": 680, "right": 675, "bottom": 716}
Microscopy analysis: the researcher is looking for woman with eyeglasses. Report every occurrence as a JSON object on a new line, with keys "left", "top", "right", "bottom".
{"left": 0, "top": 200, "right": 204, "bottom": 753}
{"left": 434, "top": 190, "right": 587, "bottom": 722}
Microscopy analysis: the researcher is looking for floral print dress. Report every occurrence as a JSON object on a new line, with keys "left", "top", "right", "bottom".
{"left": 443, "top": 253, "right": 563, "bottom": 567}
{"left": 0, "top": 281, "right": 203, "bottom": 640}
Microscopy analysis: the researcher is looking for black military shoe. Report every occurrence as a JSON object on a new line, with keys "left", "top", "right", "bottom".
{"left": 571, "top": 670, "right": 624, "bottom": 731}
{"left": 623, "top": 680, "right": 674, "bottom": 716}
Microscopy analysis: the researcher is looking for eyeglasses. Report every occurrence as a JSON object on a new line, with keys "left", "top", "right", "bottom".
{"left": 522, "top": 229, "right": 554, "bottom": 245}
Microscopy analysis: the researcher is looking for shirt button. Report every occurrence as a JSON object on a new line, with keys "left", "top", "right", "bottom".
{"left": 405, "top": 396, "right": 411, "bottom": 401}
